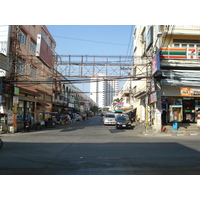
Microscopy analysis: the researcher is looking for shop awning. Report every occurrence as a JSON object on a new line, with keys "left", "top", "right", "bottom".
{"left": 40, "top": 112, "right": 58, "bottom": 114}
{"left": 19, "top": 87, "right": 40, "bottom": 96}
{"left": 37, "top": 101, "right": 49, "bottom": 106}
{"left": 115, "top": 109, "right": 124, "bottom": 113}
{"left": 134, "top": 91, "right": 146, "bottom": 99}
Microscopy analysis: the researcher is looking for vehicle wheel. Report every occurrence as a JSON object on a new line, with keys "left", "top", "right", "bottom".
{"left": 0, "top": 139, "right": 3, "bottom": 149}
{"left": 116, "top": 125, "right": 118, "bottom": 129}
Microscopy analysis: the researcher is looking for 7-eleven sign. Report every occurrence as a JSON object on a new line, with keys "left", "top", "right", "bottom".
{"left": 187, "top": 48, "right": 197, "bottom": 59}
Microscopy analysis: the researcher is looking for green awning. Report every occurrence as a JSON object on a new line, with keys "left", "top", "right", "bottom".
{"left": 115, "top": 110, "right": 124, "bottom": 113}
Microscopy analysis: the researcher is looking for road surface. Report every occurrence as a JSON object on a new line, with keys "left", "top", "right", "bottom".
{"left": 1, "top": 115, "right": 200, "bottom": 175}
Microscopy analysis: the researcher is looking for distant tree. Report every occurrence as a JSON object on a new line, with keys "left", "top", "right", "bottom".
{"left": 112, "top": 98, "right": 123, "bottom": 110}
{"left": 90, "top": 106, "right": 98, "bottom": 114}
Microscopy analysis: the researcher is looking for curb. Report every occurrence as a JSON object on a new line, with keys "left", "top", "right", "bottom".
{"left": 176, "top": 133, "right": 200, "bottom": 136}
{"left": 142, "top": 130, "right": 200, "bottom": 136}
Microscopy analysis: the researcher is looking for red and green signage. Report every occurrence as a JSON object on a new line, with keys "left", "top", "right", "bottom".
{"left": 161, "top": 48, "right": 187, "bottom": 59}
{"left": 160, "top": 48, "right": 200, "bottom": 59}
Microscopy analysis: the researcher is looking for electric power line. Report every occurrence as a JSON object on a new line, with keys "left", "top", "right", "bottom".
{"left": 52, "top": 35, "right": 129, "bottom": 46}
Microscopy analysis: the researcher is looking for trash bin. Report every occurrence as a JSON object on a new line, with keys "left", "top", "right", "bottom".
{"left": 173, "top": 121, "right": 178, "bottom": 131}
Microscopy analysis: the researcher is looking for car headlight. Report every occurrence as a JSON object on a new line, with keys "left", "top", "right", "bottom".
{"left": 117, "top": 122, "right": 122, "bottom": 125}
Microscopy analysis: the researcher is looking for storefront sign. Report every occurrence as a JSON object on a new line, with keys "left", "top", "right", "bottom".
{"left": 152, "top": 53, "right": 160, "bottom": 75}
{"left": 161, "top": 48, "right": 200, "bottom": 59}
{"left": 14, "top": 87, "right": 19, "bottom": 95}
{"left": 187, "top": 48, "right": 197, "bottom": 59}
{"left": 151, "top": 80, "right": 155, "bottom": 92}
{"left": 0, "top": 25, "right": 10, "bottom": 56}
{"left": 150, "top": 92, "right": 157, "bottom": 103}
{"left": 7, "top": 112, "right": 14, "bottom": 125}
{"left": 180, "top": 87, "right": 200, "bottom": 97}
{"left": 117, "top": 102, "right": 124, "bottom": 107}
{"left": 68, "top": 103, "right": 74, "bottom": 108}
{"left": 13, "top": 96, "right": 19, "bottom": 104}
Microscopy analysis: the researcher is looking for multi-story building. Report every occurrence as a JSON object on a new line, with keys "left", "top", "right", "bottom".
{"left": 0, "top": 25, "right": 94, "bottom": 132}
{"left": 0, "top": 25, "right": 57, "bottom": 132}
{"left": 132, "top": 25, "right": 200, "bottom": 132}
{"left": 104, "top": 79, "right": 119, "bottom": 107}
{"left": 90, "top": 73, "right": 119, "bottom": 108}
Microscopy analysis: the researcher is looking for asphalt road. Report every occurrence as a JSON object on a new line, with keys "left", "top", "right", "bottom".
{"left": 1, "top": 115, "right": 200, "bottom": 175}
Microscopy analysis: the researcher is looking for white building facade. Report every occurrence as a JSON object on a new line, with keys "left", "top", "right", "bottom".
{"left": 132, "top": 25, "right": 200, "bottom": 132}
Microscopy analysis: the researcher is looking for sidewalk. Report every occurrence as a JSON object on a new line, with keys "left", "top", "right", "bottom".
{"left": 133, "top": 123, "right": 200, "bottom": 136}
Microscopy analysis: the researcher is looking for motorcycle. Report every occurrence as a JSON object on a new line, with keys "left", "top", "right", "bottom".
{"left": 24, "top": 122, "right": 30, "bottom": 132}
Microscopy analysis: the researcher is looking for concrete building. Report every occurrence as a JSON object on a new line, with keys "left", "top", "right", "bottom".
{"left": 90, "top": 73, "right": 119, "bottom": 108}
{"left": 0, "top": 25, "right": 95, "bottom": 132}
{"left": 130, "top": 25, "right": 200, "bottom": 132}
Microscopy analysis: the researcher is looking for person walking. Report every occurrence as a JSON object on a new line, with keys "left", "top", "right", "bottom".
{"left": 82, "top": 113, "right": 86, "bottom": 121}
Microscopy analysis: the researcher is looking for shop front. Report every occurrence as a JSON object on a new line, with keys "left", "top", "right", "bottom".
{"left": 16, "top": 88, "right": 40, "bottom": 131}
{"left": 161, "top": 95, "right": 200, "bottom": 125}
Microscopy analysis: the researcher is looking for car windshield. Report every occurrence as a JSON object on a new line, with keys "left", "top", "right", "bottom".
{"left": 117, "top": 116, "right": 128, "bottom": 120}
{"left": 105, "top": 114, "right": 115, "bottom": 118}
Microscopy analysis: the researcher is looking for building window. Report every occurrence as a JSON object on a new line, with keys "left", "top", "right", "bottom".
{"left": 174, "top": 43, "right": 180, "bottom": 48}
{"left": 173, "top": 39, "right": 200, "bottom": 49}
{"left": 18, "top": 58, "right": 25, "bottom": 73}
{"left": 189, "top": 44, "right": 195, "bottom": 48}
{"left": 18, "top": 30, "right": 27, "bottom": 46}
{"left": 30, "top": 39, "right": 36, "bottom": 54}
{"left": 48, "top": 38, "right": 54, "bottom": 49}
{"left": 29, "top": 64, "right": 36, "bottom": 79}
{"left": 46, "top": 94, "right": 52, "bottom": 103}
{"left": 41, "top": 29, "right": 47, "bottom": 41}
{"left": 38, "top": 92, "right": 45, "bottom": 101}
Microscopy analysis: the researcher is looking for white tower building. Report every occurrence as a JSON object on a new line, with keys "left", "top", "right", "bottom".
{"left": 90, "top": 73, "right": 119, "bottom": 108}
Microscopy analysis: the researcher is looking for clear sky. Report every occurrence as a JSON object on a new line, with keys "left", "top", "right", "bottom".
{"left": 46, "top": 25, "right": 133, "bottom": 55}
{"left": 46, "top": 25, "right": 134, "bottom": 93}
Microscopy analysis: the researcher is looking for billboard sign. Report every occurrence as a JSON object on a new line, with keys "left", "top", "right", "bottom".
{"left": 0, "top": 25, "right": 10, "bottom": 56}
{"left": 152, "top": 53, "right": 160, "bottom": 75}
{"left": 150, "top": 92, "right": 157, "bottom": 103}
{"left": 36, "top": 34, "right": 53, "bottom": 68}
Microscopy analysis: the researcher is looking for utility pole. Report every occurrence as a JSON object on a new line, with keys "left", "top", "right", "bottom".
{"left": 10, "top": 25, "right": 20, "bottom": 132}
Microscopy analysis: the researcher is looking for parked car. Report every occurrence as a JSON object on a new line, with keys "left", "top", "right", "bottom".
{"left": 103, "top": 113, "right": 116, "bottom": 125}
{"left": 75, "top": 113, "right": 82, "bottom": 121}
{"left": 88, "top": 111, "right": 94, "bottom": 117}
{"left": 115, "top": 115, "right": 133, "bottom": 129}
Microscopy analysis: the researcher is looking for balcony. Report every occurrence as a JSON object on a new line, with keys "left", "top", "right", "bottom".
{"left": 119, "top": 90, "right": 130, "bottom": 97}
{"left": 166, "top": 25, "right": 200, "bottom": 35}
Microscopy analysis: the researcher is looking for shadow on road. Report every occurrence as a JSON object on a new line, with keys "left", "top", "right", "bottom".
{"left": 1, "top": 140, "right": 200, "bottom": 175}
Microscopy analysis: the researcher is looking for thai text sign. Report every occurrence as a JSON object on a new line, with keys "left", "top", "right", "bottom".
{"left": 180, "top": 87, "right": 200, "bottom": 97}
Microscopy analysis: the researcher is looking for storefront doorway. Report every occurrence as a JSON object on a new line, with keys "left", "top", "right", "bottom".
{"left": 182, "top": 98, "right": 195, "bottom": 122}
